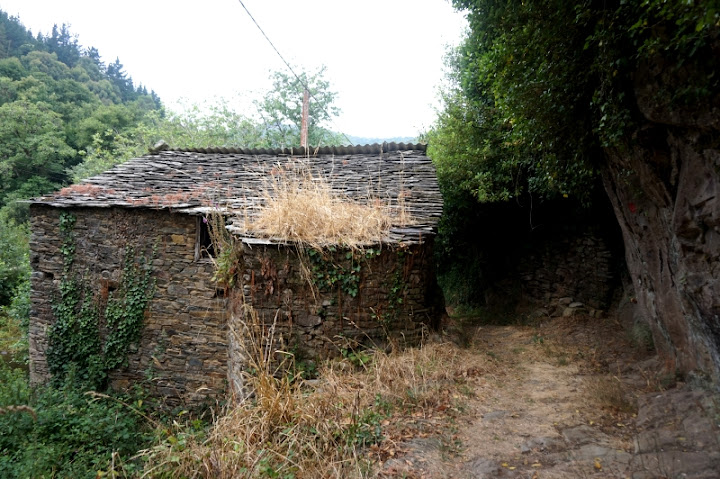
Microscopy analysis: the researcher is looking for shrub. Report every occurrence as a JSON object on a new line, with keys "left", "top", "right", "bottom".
{"left": 0, "top": 216, "right": 30, "bottom": 308}
{"left": 0, "top": 365, "right": 152, "bottom": 479}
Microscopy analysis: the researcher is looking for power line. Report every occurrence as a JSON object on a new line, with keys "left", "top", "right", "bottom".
{"left": 236, "top": 0, "right": 354, "bottom": 146}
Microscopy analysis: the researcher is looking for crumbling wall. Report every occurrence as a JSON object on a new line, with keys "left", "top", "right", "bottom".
{"left": 29, "top": 205, "right": 444, "bottom": 405}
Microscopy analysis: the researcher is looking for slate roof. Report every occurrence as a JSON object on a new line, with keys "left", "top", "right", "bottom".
{"left": 32, "top": 143, "right": 443, "bottom": 244}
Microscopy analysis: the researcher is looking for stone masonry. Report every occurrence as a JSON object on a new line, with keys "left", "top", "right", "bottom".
{"left": 29, "top": 205, "right": 227, "bottom": 407}
{"left": 227, "top": 240, "right": 440, "bottom": 395}
{"left": 518, "top": 231, "right": 618, "bottom": 314}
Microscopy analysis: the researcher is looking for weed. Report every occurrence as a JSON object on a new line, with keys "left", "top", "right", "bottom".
{"left": 345, "top": 408, "right": 386, "bottom": 448}
{"left": 458, "top": 384, "right": 476, "bottom": 398}
{"left": 341, "top": 347, "right": 374, "bottom": 369}
{"left": 139, "top": 307, "right": 495, "bottom": 478}
{"left": 294, "top": 359, "right": 318, "bottom": 380}
{"left": 205, "top": 212, "right": 243, "bottom": 289}
{"left": 438, "top": 420, "right": 464, "bottom": 459}
{"left": 628, "top": 320, "right": 655, "bottom": 352}
{"left": 585, "top": 375, "right": 636, "bottom": 414}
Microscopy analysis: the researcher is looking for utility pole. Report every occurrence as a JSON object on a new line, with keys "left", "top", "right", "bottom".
{"left": 300, "top": 88, "right": 309, "bottom": 149}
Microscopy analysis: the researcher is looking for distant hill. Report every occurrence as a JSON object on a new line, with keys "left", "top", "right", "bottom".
{"left": 345, "top": 135, "right": 417, "bottom": 146}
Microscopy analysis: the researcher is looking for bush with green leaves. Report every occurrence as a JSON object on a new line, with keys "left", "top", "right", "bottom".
{"left": 0, "top": 215, "right": 30, "bottom": 308}
{"left": 0, "top": 365, "right": 152, "bottom": 479}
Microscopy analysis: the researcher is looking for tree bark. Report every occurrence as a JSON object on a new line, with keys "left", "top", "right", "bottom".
{"left": 601, "top": 57, "right": 720, "bottom": 387}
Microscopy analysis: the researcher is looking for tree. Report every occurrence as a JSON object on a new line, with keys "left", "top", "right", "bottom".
{"left": 75, "top": 47, "right": 105, "bottom": 82}
{"left": 0, "top": 56, "right": 25, "bottom": 81}
{"left": 106, "top": 57, "right": 135, "bottom": 102}
{"left": 22, "top": 50, "right": 70, "bottom": 81}
{"left": 0, "top": 213, "right": 29, "bottom": 307}
{"left": 255, "top": 66, "right": 344, "bottom": 148}
{"left": 0, "top": 100, "right": 76, "bottom": 219}
{"left": 44, "top": 24, "right": 80, "bottom": 67}
{"left": 431, "top": 0, "right": 719, "bottom": 204}
{"left": 0, "top": 10, "right": 38, "bottom": 59}
{"left": 84, "top": 46, "right": 104, "bottom": 72}
{"left": 430, "top": 0, "right": 720, "bottom": 380}
{"left": 428, "top": 1, "right": 603, "bottom": 205}
{"left": 70, "top": 101, "right": 266, "bottom": 181}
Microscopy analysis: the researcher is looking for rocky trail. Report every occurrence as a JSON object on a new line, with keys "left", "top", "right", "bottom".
{"left": 379, "top": 313, "right": 720, "bottom": 478}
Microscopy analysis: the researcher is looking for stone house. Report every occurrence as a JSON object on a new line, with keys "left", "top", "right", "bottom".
{"left": 28, "top": 143, "right": 443, "bottom": 406}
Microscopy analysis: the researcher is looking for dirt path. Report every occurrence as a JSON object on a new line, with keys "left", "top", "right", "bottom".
{"left": 379, "top": 315, "right": 720, "bottom": 478}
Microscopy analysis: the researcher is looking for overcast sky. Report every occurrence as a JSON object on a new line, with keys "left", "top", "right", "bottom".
{"left": 0, "top": 0, "right": 467, "bottom": 139}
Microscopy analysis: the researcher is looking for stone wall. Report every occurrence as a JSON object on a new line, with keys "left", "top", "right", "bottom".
{"left": 440, "top": 197, "right": 625, "bottom": 319}
{"left": 228, "top": 240, "right": 440, "bottom": 394}
{"left": 518, "top": 231, "right": 618, "bottom": 314}
{"left": 29, "top": 205, "right": 227, "bottom": 407}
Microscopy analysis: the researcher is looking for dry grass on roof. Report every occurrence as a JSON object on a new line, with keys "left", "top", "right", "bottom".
{"left": 242, "top": 164, "right": 412, "bottom": 249}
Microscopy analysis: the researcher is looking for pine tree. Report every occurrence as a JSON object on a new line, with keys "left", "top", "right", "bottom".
{"left": 106, "top": 57, "right": 135, "bottom": 102}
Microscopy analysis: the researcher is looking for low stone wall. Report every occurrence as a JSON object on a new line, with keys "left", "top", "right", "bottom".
{"left": 518, "top": 231, "right": 618, "bottom": 314}
{"left": 228, "top": 240, "right": 440, "bottom": 394}
{"left": 29, "top": 205, "right": 227, "bottom": 407}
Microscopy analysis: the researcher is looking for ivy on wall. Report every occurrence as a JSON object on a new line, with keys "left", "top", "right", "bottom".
{"left": 47, "top": 211, "right": 156, "bottom": 389}
{"left": 306, "top": 245, "right": 413, "bottom": 335}
{"left": 307, "top": 246, "right": 382, "bottom": 298}
{"left": 374, "top": 248, "right": 412, "bottom": 331}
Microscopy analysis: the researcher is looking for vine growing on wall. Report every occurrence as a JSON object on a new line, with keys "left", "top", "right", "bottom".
{"left": 373, "top": 248, "right": 411, "bottom": 330}
{"left": 307, "top": 246, "right": 381, "bottom": 298}
{"left": 47, "top": 211, "right": 156, "bottom": 389}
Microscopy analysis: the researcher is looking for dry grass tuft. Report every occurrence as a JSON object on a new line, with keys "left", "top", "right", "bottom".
{"left": 139, "top": 305, "right": 493, "bottom": 478}
{"left": 0, "top": 405, "right": 37, "bottom": 420}
{"left": 242, "top": 163, "right": 411, "bottom": 249}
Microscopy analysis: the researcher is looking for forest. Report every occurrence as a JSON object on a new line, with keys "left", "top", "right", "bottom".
{"left": 1, "top": 1, "right": 719, "bottom": 477}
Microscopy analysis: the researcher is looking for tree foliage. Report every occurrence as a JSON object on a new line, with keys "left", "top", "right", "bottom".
{"left": 427, "top": 0, "right": 719, "bottom": 306}
{"left": 72, "top": 69, "right": 345, "bottom": 181}
{"left": 255, "top": 66, "right": 344, "bottom": 148}
{"left": 0, "top": 11, "right": 162, "bottom": 220}
{"left": 428, "top": 0, "right": 719, "bottom": 205}
{"left": 70, "top": 100, "right": 268, "bottom": 181}
{"left": 0, "top": 214, "right": 29, "bottom": 307}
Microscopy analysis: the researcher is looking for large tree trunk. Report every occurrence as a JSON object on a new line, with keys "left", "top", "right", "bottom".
{"left": 601, "top": 58, "right": 720, "bottom": 386}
